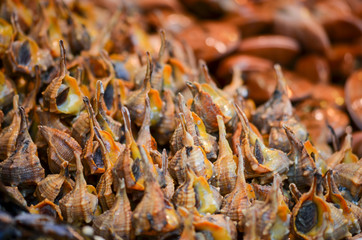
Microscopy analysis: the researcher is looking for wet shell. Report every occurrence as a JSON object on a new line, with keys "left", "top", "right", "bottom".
{"left": 193, "top": 213, "right": 237, "bottom": 240}
{"left": 170, "top": 93, "right": 218, "bottom": 159}
{"left": 238, "top": 35, "right": 300, "bottom": 65}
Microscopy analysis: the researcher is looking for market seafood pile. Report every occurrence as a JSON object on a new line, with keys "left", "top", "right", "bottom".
{"left": 0, "top": 0, "right": 362, "bottom": 239}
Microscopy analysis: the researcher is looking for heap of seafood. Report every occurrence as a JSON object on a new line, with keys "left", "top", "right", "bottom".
{"left": 0, "top": 0, "right": 361, "bottom": 239}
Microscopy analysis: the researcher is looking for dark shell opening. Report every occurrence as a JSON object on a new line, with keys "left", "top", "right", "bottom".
{"left": 295, "top": 200, "right": 318, "bottom": 234}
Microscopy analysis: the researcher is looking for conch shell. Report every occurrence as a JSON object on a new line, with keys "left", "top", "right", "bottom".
{"left": 169, "top": 113, "right": 213, "bottom": 184}
{"left": 39, "top": 125, "right": 81, "bottom": 173}
{"left": 170, "top": 93, "right": 218, "bottom": 159}
{"left": 325, "top": 171, "right": 361, "bottom": 236}
{"left": 132, "top": 146, "right": 180, "bottom": 236}
{"left": 42, "top": 40, "right": 83, "bottom": 115}
{"left": 35, "top": 161, "right": 71, "bottom": 202}
{"left": 93, "top": 178, "right": 132, "bottom": 240}
{"left": 291, "top": 175, "right": 333, "bottom": 239}
{"left": 251, "top": 65, "right": 293, "bottom": 134}
{"left": 29, "top": 199, "right": 63, "bottom": 221}
{"left": 236, "top": 104, "right": 289, "bottom": 183}
{"left": 0, "top": 106, "right": 45, "bottom": 187}
{"left": 210, "top": 115, "right": 237, "bottom": 196}
{"left": 243, "top": 175, "right": 290, "bottom": 239}
{"left": 221, "top": 145, "right": 255, "bottom": 231}
{"left": 59, "top": 154, "right": 98, "bottom": 223}
{"left": 187, "top": 80, "right": 235, "bottom": 133}
{"left": 285, "top": 125, "right": 317, "bottom": 191}
{"left": 172, "top": 164, "right": 196, "bottom": 211}
{"left": 0, "top": 96, "right": 21, "bottom": 161}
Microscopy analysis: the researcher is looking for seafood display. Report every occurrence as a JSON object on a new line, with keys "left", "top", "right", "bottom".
{"left": 0, "top": 0, "right": 362, "bottom": 239}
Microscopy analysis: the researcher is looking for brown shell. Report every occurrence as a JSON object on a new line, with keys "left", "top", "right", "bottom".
{"left": 35, "top": 161, "right": 69, "bottom": 202}
{"left": 210, "top": 115, "right": 237, "bottom": 196}
{"left": 274, "top": 3, "right": 330, "bottom": 55}
{"left": 159, "top": 149, "right": 174, "bottom": 199}
{"left": 216, "top": 54, "right": 273, "bottom": 81}
{"left": 325, "top": 171, "right": 361, "bottom": 235}
{"left": 124, "top": 53, "right": 151, "bottom": 126}
{"left": 243, "top": 175, "right": 290, "bottom": 238}
{"left": 0, "top": 96, "right": 21, "bottom": 161}
{"left": 193, "top": 213, "right": 237, "bottom": 240}
{"left": 4, "top": 186, "right": 27, "bottom": 207}
{"left": 4, "top": 14, "right": 53, "bottom": 77}
{"left": 285, "top": 125, "right": 317, "bottom": 191}
{"left": 169, "top": 113, "right": 213, "bottom": 184}
{"left": 39, "top": 125, "right": 82, "bottom": 173}
{"left": 0, "top": 71, "right": 16, "bottom": 110}
{"left": 132, "top": 147, "right": 180, "bottom": 236}
{"left": 137, "top": 97, "right": 157, "bottom": 151}
{"left": 295, "top": 54, "right": 330, "bottom": 84}
{"left": 187, "top": 81, "right": 235, "bottom": 133}
{"left": 268, "top": 117, "right": 308, "bottom": 153}
{"left": 221, "top": 145, "right": 255, "bottom": 230}
{"left": 172, "top": 165, "right": 196, "bottom": 211}
{"left": 42, "top": 40, "right": 83, "bottom": 115}
{"left": 95, "top": 127, "right": 115, "bottom": 212}
{"left": 114, "top": 106, "right": 145, "bottom": 191}
{"left": 93, "top": 178, "right": 132, "bottom": 240}
{"left": 251, "top": 65, "right": 293, "bottom": 134}
{"left": 29, "top": 199, "right": 63, "bottom": 221}
{"left": 295, "top": 100, "right": 349, "bottom": 144}
{"left": 154, "top": 89, "right": 176, "bottom": 146}
{"left": 334, "top": 160, "right": 362, "bottom": 200}
{"left": 325, "top": 128, "right": 359, "bottom": 169}
{"left": 94, "top": 80, "right": 123, "bottom": 142}
{"left": 170, "top": 93, "right": 218, "bottom": 159}
{"left": 0, "top": 107, "right": 45, "bottom": 187}
{"left": 71, "top": 110, "right": 90, "bottom": 146}
{"left": 59, "top": 154, "right": 98, "bottom": 223}
{"left": 178, "top": 207, "right": 196, "bottom": 240}
{"left": 236, "top": 104, "right": 290, "bottom": 183}
{"left": 291, "top": 176, "right": 333, "bottom": 239}
{"left": 245, "top": 68, "right": 313, "bottom": 103}
{"left": 178, "top": 21, "right": 240, "bottom": 62}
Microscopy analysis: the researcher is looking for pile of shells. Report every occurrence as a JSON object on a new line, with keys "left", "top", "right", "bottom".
{"left": 0, "top": 0, "right": 361, "bottom": 239}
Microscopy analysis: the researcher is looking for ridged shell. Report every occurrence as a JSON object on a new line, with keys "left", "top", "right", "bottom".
{"left": 210, "top": 115, "right": 237, "bottom": 196}
{"left": 93, "top": 179, "right": 132, "bottom": 240}
{"left": 39, "top": 125, "right": 82, "bottom": 173}
{"left": 0, "top": 107, "right": 45, "bottom": 186}
{"left": 59, "top": 154, "right": 98, "bottom": 223}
